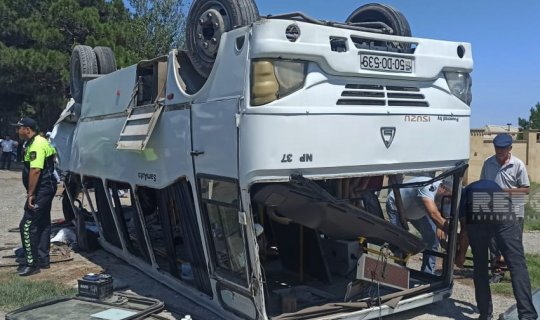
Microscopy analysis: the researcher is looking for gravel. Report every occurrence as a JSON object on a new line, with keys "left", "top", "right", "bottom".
{"left": 0, "top": 169, "right": 537, "bottom": 319}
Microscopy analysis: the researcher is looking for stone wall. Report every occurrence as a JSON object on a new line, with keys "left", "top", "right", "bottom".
{"left": 466, "top": 130, "right": 539, "bottom": 184}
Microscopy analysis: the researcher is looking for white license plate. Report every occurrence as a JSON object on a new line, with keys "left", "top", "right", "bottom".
{"left": 360, "top": 54, "right": 413, "bottom": 73}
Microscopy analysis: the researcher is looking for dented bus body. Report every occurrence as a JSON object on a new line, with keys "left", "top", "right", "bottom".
{"left": 53, "top": 5, "right": 473, "bottom": 319}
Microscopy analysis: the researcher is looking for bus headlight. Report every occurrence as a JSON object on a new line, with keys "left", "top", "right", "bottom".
{"left": 251, "top": 59, "right": 307, "bottom": 106}
{"left": 444, "top": 71, "right": 472, "bottom": 106}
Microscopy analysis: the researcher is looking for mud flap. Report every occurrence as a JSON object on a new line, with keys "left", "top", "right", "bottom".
{"left": 251, "top": 176, "right": 425, "bottom": 255}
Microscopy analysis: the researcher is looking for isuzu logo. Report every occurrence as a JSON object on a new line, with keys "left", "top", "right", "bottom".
{"left": 380, "top": 127, "right": 396, "bottom": 148}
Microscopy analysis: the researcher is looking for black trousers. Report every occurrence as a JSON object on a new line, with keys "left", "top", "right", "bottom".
{"left": 467, "top": 220, "right": 538, "bottom": 320}
{"left": 489, "top": 218, "right": 524, "bottom": 264}
{"left": 19, "top": 184, "right": 56, "bottom": 266}
{"left": 0, "top": 152, "right": 12, "bottom": 169}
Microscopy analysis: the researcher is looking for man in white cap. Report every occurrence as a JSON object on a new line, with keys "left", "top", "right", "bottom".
{"left": 386, "top": 176, "right": 453, "bottom": 274}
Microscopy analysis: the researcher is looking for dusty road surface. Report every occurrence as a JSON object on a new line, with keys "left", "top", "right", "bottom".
{"left": 0, "top": 169, "right": 533, "bottom": 319}
{"left": 0, "top": 169, "right": 218, "bottom": 319}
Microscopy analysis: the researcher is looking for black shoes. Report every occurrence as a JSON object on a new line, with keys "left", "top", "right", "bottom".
{"left": 16, "top": 260, "right": 49, "bottom": 275}
{"left": 17, "top": 265, "right": 40, "bottom": 277}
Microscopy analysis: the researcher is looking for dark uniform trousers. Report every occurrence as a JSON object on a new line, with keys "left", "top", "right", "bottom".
{"left": 468, "top": 219, "right": 538, "bottom": 320}
{"left": 19, "top": 184, "right": 56, "bottom": 266}
{"left": 489, "top": 218, "right": 525, "bottom": 266}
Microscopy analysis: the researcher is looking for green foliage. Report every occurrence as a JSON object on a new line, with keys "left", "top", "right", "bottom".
{"left": 525, "top": 182, "right": 540, "bottom": 231}
{"left": 0, "top": 0, "right": 187, "bottom": 134}
{"left": 128, "top": 0, "right": 187, "bottom": 58}
{"left": 518, "top": 102, "right": 540, "bottom": 131}
{"left": 0, "top": 272, "right": 76, "bottom": 311}
{"left": 491, "top": 253, "right": 540, "bottom": 296}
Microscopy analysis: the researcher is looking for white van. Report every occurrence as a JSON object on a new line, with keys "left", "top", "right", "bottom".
{"left": 53, "top": 1, "right": 473, "bottom": 319}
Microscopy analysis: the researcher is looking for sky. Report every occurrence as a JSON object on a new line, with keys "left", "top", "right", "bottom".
{"left": 159, "top": 1, "right": 540, "bottom": 128}
{"left": 252, "top": 0, "right": 540, "bottom": 128}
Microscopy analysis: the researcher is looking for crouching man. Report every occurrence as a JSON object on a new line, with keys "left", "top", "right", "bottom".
{"left": 386, "top": 176, "right": 452, "bottom": 274}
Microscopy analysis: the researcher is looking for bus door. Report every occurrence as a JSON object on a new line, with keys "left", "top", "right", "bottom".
{"left": 191, "top": 98, "right": 258, "bottom": 319}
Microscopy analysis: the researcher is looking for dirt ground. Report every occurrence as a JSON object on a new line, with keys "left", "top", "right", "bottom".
{"left": 0, "top": 168, "right": 527, "bottom": 319}
{"left": 0, "top": 171, "right": 102, "bottom": 288}
{"left": 0, "top": 168, "right": 217, "bottom": 319}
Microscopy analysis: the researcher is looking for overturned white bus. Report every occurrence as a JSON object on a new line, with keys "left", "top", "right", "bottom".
{"left": 52, "top": 1, "right": 473, "bottom": 319}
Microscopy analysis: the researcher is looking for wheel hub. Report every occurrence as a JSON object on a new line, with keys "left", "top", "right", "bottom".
{"left": 195, "top": 8, "right": 225, "bottom": 57}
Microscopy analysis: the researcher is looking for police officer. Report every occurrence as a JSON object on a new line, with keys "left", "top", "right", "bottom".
{"left": 15, "top": 118, "right": 57, "bottom": 276}
{"left": 456, "top": 179, "right": 537, "bottom": 320}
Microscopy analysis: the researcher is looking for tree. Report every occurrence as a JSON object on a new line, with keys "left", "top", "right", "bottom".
{"left": 128, "top": 0, "right": 187, "bottom": 58}
{"left": 0, "top": 0, "right": 138, "bottom": 133}
{"left": 0, "top": 0, "right": 187, "bottom": 134}
{"left": 518, "top": 102, "right": 540, "bottom": 131}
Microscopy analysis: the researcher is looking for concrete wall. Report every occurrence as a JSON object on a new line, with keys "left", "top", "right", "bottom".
{"left": 466, "top": 130, "right": 540, "bottom": 184}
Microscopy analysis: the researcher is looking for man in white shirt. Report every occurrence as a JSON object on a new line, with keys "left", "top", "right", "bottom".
{"left": 480, "top": 133, "right": 530, "bottom": 223}
{"left": 480, "top": 133, "right": 530, "bottom": 282}
{"left": 386, "top": 176, "right": 452, "bottom": 274}
{"left": 1, "top": 135, "right": 18, "bottom": 170}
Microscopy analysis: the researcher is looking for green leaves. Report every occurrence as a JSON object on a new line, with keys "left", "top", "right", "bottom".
{"left": 128, "top": 0, "right": 187, "bottom": 58}
{"left": 518, "top": 102, "right": 540, "bottom": 131}
{"left": 0, "top": 0, "right": 187, "bottom": 132}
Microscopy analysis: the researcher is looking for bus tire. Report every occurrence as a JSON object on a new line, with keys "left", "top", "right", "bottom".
{"left": 346, "top": 3, "right": 411, "bottom": 37}
{"left": 70, "top": 45, "right": 98, "bottom": 103}
{"left": 186, "top": 0, "right": 259, "bottom": 78}
{"left": 93, "top": 46, "right": 117, "bottom": 74}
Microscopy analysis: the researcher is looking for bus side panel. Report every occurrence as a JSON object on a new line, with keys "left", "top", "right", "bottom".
{"left": 69, "top": 109, "right": 193, "bottom": 188}
{"left": 82, "top": 66, "right": 137, "bottom": 118}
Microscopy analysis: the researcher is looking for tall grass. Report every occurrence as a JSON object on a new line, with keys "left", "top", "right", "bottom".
{"left": 0, "top": 272, "right": 76, "bottom": 312}
{"left": 524, "top": 182, "right": 540, "bottom": 231}
{"left": 491, "top": 253, "right": 540, "bottom": 296}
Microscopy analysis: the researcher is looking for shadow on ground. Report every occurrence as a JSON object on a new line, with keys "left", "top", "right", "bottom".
{"left": 79, "top": 249, "right": 224, "bottom": 320}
